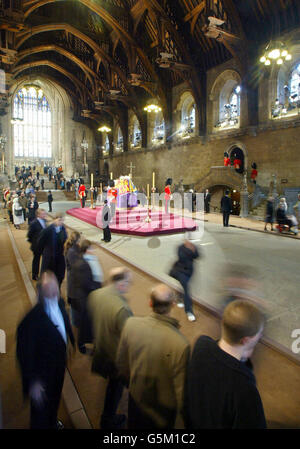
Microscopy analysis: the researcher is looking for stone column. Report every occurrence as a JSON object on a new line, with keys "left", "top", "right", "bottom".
{"left": 239, "top": 171, "right": 249, "bottom": 218}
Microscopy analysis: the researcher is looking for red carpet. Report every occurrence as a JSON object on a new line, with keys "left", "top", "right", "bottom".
{"left": 66, "top": 207, "right": 197, "bottom": 236}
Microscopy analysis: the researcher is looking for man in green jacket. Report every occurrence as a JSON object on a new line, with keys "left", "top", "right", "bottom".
{"left": 117, "top": 284, "right": 190, "bottom": 429}
{"left": 88, "top": 267, "right": 133, "bottom": 429}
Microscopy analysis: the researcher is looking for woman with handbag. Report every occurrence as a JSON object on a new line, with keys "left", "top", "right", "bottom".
{"left": 13, "top": 194, "right": 25, "bottom": 229}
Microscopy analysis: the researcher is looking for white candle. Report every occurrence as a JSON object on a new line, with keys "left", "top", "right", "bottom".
{"left": 152, "top": 171, "right": 155, "bottom": 189}
{"left": 91, "top": 173, "right": 94, "bottom": 188}
{"left": 147, "top": 183, "right": 149, "bottom": 198}
{"left": 110, "top": 172, "right": 113, "bottom": 180}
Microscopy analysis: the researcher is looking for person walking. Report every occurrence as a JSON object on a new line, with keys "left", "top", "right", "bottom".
{"left": 184, "top": 300, "right": 266, "bottom": 429}
{"left": 41, "top": 177, "right": 45, "bottom": 190}
{"left": 221, "top": 190, "right": 232, "bottom": 227}
{"left": 38, "top": 214, "right": 68, "bottom": 287}
{"left": 169, "top": 238, "right": 200, "bottom": 322}
{"left": 16, "top": 271, "right": 74, "bottom": 429}
{"left": 27, "top": 209, "right": 47, "bottom": 280}
{"left": 65, "top": 231, "right": 81, "bottom": 319}
{"left": 72, "top": 240, "right": 103, "bottom": 352}
{"left": 48, "top": 190, "right": 53, "bottom": 212}
{"left": 204, "top": 189, "right": 211, "bottom": 213}
{"left": 88, "top": 267, "right": 133, "bottom": 429}
{"left": 264, "top": 196, "right": 274, "bottom": 232}
{"left": 18, "top": 191, "right": 28, "bottom": 222}
{"left": 117, "top": 284, "right": 190, "bottom": 429}
{"left": 101, "top": 200, "right": 112, "bottom": 242}
{"left": 35, "top": 178, "right": 40, "bottom": 191}
{"left": 13, "top": 194, "right": 25, "bottom": 229}
{"left": 7, "top": 194, "right": 13, "bottom": 223}
{"left": 27, "top": 194, "right": 39, "bottom": 225}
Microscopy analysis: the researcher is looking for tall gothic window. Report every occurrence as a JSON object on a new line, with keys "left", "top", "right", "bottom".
{"left": 216, "top": 84, "right": 241, "bottom": 129}
{"left": 152, "top": 112, "right": 165, "bottom": 145}
{"left": 180, "top": 101, "right": 195, "bottom": 138}
{"left": 13, "top": 86, "right": 52, "bottom": 158}
{"left": 290, "top": 63, "right": 300, "bottom": 102}
{"left": 115, "top": 127, "right": 123, "bottom": 152}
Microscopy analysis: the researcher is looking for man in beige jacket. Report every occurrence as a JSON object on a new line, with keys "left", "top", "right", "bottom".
{"left": 117, "top": 284, "right": 190, "bottom": 429}
{"left": 88, "top": 267, "right": 133, "bottom": 429}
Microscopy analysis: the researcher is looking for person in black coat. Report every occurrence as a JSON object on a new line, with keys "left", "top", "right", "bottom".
{"left": 16, "top": 271, "right": 74, "bottom": 429}
{"left": 204, "top": 189, "right": 211, "bottom": 213}
{"left": 71, "top": 240, "right": 103, "bottom": 351}
{"left": 48, "top": 190, "right": 53, "bottom": 212}
{"left": 169, "top": 238, "right": 200, "bottom": 322}
{"left": 264, "top": 196, "right": 274, "bottom": 232}
{"left": 41, "top": 178, "right": 45, "bottom": 190}
{"left": 101, "top": 200, "right": 112, "bottom": 242}
{"left": 65, "top": 231, "right": 81, "bottom": 320}
{"left": 27, "top": 209, "right": 47, "bottom": 280}
{"left": 221, "top": 190, "right": 232, "bottom": 227}
{"left": 38, "top": 214, "right": 68, "bottom": 287}
{"left": 184, "top": 300, "right": 266, "bottom": 429}
{"left": 27, "top": 194, "right": 39, "bottom": 225}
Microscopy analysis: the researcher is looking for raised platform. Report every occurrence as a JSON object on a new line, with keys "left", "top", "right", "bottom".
{"left": 66, "top": 206, "right": 197, "bottom": 236}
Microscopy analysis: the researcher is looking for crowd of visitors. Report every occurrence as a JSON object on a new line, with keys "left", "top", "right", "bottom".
{"left": 3, "top": 175, "right": 299, "bottom": 431}
{"left": 4, "top": 195, "right": 267, "bottom": 430}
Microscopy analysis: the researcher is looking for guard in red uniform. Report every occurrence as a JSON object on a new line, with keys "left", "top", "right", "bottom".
{"left": 224, "top": 152, "right": 231, "bottom": 167}
{"left": 251, "top": 163, "right": 258, "bottom": 184}
{"left": 78, "top": 184, "right": 86, "bottom": 208}
{"left": 164, "top": 178, "right": 172, "bottom": 214}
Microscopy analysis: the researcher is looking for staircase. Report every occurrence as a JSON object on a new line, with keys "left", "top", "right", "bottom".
{"left": 249, "top": 199, "right": 267, "bottom": 220}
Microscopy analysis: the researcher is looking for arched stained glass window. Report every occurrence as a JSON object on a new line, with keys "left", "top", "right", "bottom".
{"left": 13, "top": 86, "right": 52, "bottom": 158}
{"left": 290, "top": 63, "right": 300, "bottom": 102}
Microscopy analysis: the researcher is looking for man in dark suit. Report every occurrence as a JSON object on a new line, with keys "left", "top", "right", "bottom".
{"left": 27, "top": 194, "right": 39, "bottom": 225}
{"left": 101, "top": 200, "right": 111, "bottom": 242}
{"left": 27, "top": 208, "right": 47, "bottom": 280}
{"left": 38, "top": 213, "right": 68, "bottom": 287}
{"left": 204, "top": 189, "right": 211, "bottom": 213}
{"left": 48, "top": 190, "right": 53, "bottom": 212}
{"left": 221, "top": 190, "right": 232, "bottom": 227}
{"left": 16, "top": 271, "right": 74, "bottom": 429}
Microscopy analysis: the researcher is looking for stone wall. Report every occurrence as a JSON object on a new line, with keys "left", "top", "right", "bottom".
{"left": 99, "top": 124, "right": 300, "bottom": 194}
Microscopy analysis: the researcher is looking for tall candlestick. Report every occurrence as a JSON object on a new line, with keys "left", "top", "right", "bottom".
{"left": 100, "top": 182, "right": 102, "bottom": 194}
{"left": 91, "top": 173, "right": 94, "bottom": 188}
{"left": 152, "top": 171, "right": 155, "bottom": 189}
{"left": 110, "top": 172, "right": 113, "bottom": 180}
{"left": 147, "top": 183, "right": 149, "bottom": 198}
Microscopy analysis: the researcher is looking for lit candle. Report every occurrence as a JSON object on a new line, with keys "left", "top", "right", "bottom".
{"left": 147, "top": 183, "right": 149, "bottom": 198}
{"left": 110, "top": 172, "right": 113, "bottom": 180}
{"left": 91, "top": 173, "right": 94, "bottom": 188}
{"left": 152, "top": 171, "right": 155, "bottom": 189}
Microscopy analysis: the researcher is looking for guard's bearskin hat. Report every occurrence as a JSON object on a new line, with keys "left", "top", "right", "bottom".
{"left": 165, "top": 178, "right": 172, "bottom": 186}
{"left": 251, "top": 162, "right": 257, "bottom": 169}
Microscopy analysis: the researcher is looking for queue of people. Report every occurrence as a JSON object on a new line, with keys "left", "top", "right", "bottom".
{"left": 12, "top": 202, "right": 267, "bottom": 430}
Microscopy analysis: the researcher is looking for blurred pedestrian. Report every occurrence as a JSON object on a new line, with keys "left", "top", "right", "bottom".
{"left": 89, "top": 268, "right": 133, "bottom": 429}
{"left": 264, "top": 196, "right": 274, "bottom": 232}
{"left": 184, "top": 300, "right": 266, "bottom": 429}
{"left": 16, "top": 271, "right": 74, "bottom": 429}
{"left": 169, "top": 237, "right": 200, "bottom": 321}
{"left": 117, "top": 284, "right": 190, "bottom": 429}
{"left": 38, "top": 213, "right": 68, "bottom": 287}
{"left": 27, "top": 208, "right": 47, "bottom": 280}
{"left": 71, "top": 240, "right": 103, "bottom": 352}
